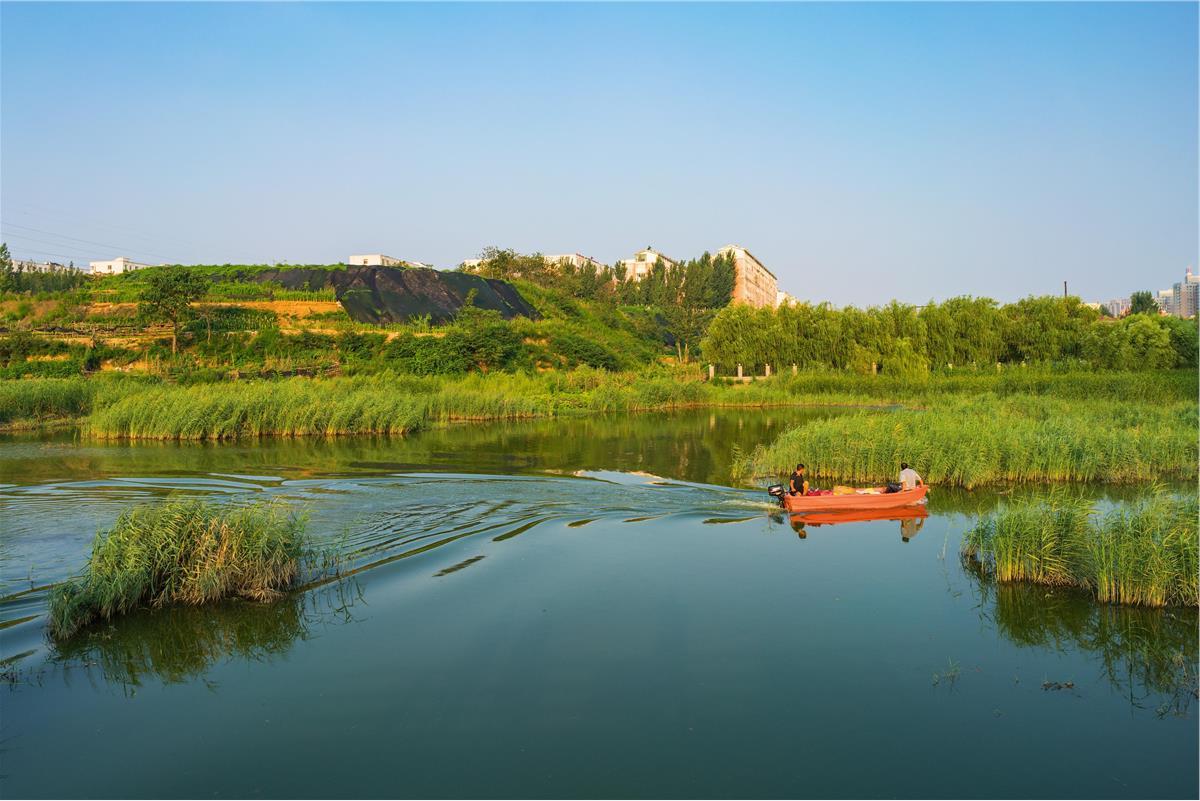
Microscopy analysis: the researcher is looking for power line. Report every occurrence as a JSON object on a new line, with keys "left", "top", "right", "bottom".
{"left": 0, "top": 232, "right": 105, "bottom": 259}
{"left": 0, "top": 220, "right": 175, "bottom": 261}
{"left": 6, "top": 202, "right": 205, "bottom": 252}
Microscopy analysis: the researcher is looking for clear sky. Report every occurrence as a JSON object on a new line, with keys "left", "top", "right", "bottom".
{"left": 2, "top": 2, "right": 1196, "bottom": 305}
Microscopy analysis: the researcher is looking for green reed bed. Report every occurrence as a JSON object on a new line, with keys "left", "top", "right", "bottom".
{"left": 739, "top": 395, "right": 1197, "bottom": 488}
{"left": 961, "top": 491, "right": 1198, "bottom": 607}
{"left": 48, "top": 499, "right": 311, "bottom": 639}
{"left": 85, "top": 376, "right": 424, "bottom": 440}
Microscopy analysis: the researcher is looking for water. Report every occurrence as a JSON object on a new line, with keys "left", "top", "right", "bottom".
{"left": 1, "top": 410, "right": 1196, "bottom": 798}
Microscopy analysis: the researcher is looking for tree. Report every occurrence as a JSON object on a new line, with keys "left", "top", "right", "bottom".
{"left": 1129, "top": 291, "right": 1158, "bottom": 316}
{"left": 139, "top": 269, "right": 207, "bottom": 354}
{"left": 0, "top": 242, "right": 13, "bottom": 292}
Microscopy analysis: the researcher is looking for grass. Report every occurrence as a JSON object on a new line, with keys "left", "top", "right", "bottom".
{"left": 737, "top": 393, "right": 1197, "bottom": 487}
{"left": 47, "top": 499, "right": 311, "bottom": 639}
{"left": 961, "top": 490, "right": 1199, "bottom": 607}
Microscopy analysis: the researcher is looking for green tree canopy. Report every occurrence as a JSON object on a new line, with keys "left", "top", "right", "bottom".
{"left": 139, "top": 269, "right": 207, "bottom": 354}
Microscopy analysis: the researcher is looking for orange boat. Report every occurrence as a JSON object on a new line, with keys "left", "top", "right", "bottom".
{"left": 792, "top": 506, "right": 929, "bottom": 527}
{"left": 780, "top": 484, "right": 928, "bottom": 513}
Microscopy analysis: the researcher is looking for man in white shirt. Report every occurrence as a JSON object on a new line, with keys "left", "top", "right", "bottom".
{"left": 899, "top": 462, "right": 923, "bottom": 491}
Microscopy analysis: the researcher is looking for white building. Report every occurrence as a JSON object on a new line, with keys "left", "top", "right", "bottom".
{"left": 546, "top": 253, "right": 606, "bottom": 272}
{"left": 459, "top": 258, "right": 484, "bottom": 270}
{"left": 776, "top": 290, "right": 798, "bottom": 308}
{"left": 348, "top": 254, "right": 406, "bottom": 267}
{"left": 618, "top": 247, "right": 677, "bottom": 281}
{"left": 14, "top": 260, "right": 83, "bottom": 273}
{"left": 89, "top": 256, "right": 153, "bottom": 275}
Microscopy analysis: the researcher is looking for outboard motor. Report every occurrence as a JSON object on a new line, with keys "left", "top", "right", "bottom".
{"left": 767, "top": 484, "right": 785, "bottom": 507}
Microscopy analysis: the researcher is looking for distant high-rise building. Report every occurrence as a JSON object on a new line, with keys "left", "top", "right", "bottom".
{"left": 1105, "top": 297, "right": 1131, "bottom": 317}
{"left": 1173, "top": 267, "right": 1198, "bottom": 319}
{"left": 716, "top": 244, "right": 778, "bottom": 308}
{"left": 1156, "top": 289, "right": 1176, "bottom": 316}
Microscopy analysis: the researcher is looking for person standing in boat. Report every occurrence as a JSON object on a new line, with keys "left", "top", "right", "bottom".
{"left": 899, "top": 462, "right": 924, "bottom": 491}
{"left": 789, "top": 464, "right": 809, "bottom": 496}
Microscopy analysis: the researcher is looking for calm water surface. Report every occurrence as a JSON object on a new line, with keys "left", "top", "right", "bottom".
{"left": 1, "top": 410, "right": 1196, "bottom": 798}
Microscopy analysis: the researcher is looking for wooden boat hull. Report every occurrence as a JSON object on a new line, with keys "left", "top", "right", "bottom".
{"left": 782, "top": 484, "right": 928, "bottom": 513}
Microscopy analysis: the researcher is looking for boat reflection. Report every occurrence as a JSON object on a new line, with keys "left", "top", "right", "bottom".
{"left": 787, "top": 507, "right": 929, "bottom": 540}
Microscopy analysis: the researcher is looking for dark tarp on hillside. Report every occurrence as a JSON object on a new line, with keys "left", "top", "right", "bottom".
{"left": 327, "top": 267, "right": 538, "bottom": 325}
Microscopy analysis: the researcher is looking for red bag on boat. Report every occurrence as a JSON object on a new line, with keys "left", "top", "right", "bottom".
{"left": 806, "top": 489, "right": 833, "bottom": 496}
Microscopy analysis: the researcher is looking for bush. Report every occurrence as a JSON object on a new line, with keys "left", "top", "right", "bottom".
{"left": 48, "top": 499, "right": 311, "bottom": 639}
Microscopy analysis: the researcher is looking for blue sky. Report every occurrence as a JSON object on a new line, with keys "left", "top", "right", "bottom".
{"left": 2, "top": 2, "right": 1196, "bottom": 305}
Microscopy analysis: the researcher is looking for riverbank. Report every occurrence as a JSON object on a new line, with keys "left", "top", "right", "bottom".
{"left": 2, "top": 369, "right": 1196, "bottom": 486}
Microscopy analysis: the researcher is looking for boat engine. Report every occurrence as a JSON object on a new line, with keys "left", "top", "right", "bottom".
{"left": 767, "top": 484, "right": 785, "bottom": 507}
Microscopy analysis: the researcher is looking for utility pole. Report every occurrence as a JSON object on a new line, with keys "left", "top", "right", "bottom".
{"left": 1063, "top": 280, "right": 1068, "bottom": 299}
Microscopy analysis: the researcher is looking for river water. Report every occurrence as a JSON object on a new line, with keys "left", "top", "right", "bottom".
{"left": 1, "top": 410, "right": 1196, "bottom": 798}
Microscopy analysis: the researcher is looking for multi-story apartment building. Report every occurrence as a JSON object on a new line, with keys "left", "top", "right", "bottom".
{"left": 89, "top": 256, "right": 153, "bottom": 275}
{"left": 717, "top": 244, "right": 777, "bottom": 308}
{"left": 1156, "top": 289, "right": 1176, "bottom": 316}
{"left": 546, "top": 253, "right": 606, "bottom": 272}
{"left": 1107, "top": 298, "right": 1131, "bottom": 317}
{"left": 618, "top": 247, "right": 677, "bottom": 282}
{"left": 1174, "top": 267, "right": 1198, "bottom": 319}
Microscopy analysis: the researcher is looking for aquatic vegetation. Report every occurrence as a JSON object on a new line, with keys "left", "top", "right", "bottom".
{"left": 961, "top": 491, "right": 1199, "bottom": 607}
{"left": 48, "top": 499, "right": 311, "bottom": 639}
{"left": 84, "top": 376, "right": 425, "bottom": 439}
{"left": 739, "top": 394, "right": 1198, "bottom": 487}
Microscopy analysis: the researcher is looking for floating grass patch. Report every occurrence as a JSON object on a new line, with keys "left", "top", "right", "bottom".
{"left": 961, "top": 491, "right": 1198, "bottom": 607}
{"left": 48, "top": 499, "right": 311, "bottom": 639}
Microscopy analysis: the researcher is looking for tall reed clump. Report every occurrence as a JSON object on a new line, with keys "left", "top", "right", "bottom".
{"left": 740, "top": 395, "right": 1197, "bottom": 488}
{"left": 48, "top": 499, "right": 310, "bottom": 639}
{"left": 961, "top": 490, "right": 1198, "bottom": 607}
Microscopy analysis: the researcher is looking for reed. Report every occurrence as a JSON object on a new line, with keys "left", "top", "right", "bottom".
{"left": 961, "top": 490, "right": 1198, "bottom": 607}
{"left": 48, "top": 499, "right": 310, "bottom": 639}
{"left": 741, "top": 395, "right": 1197, "bottom": 487}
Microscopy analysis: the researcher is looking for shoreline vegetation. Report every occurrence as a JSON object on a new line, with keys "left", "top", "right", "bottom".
{"left": 2, "top": 368, "right": 1197, "bottom": 487}
{"left": 48, "top": 499, "right": 314, "bottom": 639}
{"left": 962, "top": 491, "right": 1198, "bottom": 608}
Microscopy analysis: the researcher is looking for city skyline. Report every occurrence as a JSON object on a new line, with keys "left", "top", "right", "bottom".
{"left": 2, "top": 2, "right": 1197, "bottom": 306}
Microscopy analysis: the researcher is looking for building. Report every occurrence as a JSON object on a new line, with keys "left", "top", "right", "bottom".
{"left": 1103, "top": 297, "right": 1130, "bottom": 317}
{"left": 618, "top": 247, "right": 677, "bottom": 282}
{"left": 546, "top": 253, "right": 606, "bottom": 272}
{"left": 775, "top": 290, "right": 798, "bottom": 307}
{"left": 717, "top": 244, "right": 778, "bottom": 308}
{"left": 1173, "top": 267, "right": 1199, "bottom": 318}
{"left": 459, "top": 258, "right": 483, "bottom": 270}
{"left": 89, "top": 257, "right": 153, "bottom": 275}
{"left": 1156, "top": 289, "right": 1176, "bottom": 316}
{"left": 14, "top": 260, "right": 83, "bottom": 273}
{"left": 348, "top": 254, "right": 407, "bottom": 267}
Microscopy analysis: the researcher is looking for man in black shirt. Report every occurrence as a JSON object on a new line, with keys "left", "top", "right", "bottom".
{"left": 788, "top": 464, "right": 809, "bottom": 496}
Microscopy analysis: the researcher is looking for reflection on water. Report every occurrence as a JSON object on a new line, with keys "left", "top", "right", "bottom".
{"left": 41, "top": 581, "right": 363, "bottom": 692}
{"left": 1, "top": 410, "right": 1197, "bottom": 799}
{"left": 785, "top": 507, "right": 929, "bottom": 541}
{"left": 966, "top": 568, "right": 1199, "bottom": 717}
